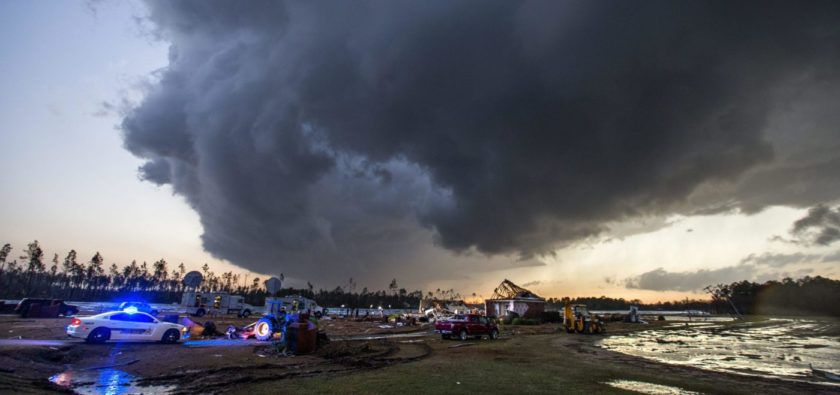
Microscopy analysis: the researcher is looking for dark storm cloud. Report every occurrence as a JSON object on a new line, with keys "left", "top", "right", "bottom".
{"left": 138, "top": 158, "right": 171, "bottom": 184}
{"left": 627, "top": 250, "right": 836, "bottom": 291}
{"left": 123, "top": 1, "right": 840, "bottom": 282}
{"left": 790, "top": 205, "right": 840, "bottom": 246}
{"left": 625, "top": 266, "right": 755, "bottom": 292}
{"left": 739, "top": 252, "right": 821, "bottom": 268}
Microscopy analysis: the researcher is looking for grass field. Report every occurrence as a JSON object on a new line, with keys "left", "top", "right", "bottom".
{"left": 253, "top": 328, "right": 832, "bottom": 394}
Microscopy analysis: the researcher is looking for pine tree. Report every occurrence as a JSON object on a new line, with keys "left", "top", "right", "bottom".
{"left": 0, "top": 243, "right": 11, "bottom": 272}
{"left": 23, "top": 240, "right": 45, "bottom": 293}
{"left": 389, "top": 278, "right": 398, "bottom": 295}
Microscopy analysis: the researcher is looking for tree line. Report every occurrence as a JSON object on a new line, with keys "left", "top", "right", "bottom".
{"left": 545, "top": 296, "right": 714, "bottom": 312}
{"left": 705, "top": 276, "right": 840, "bottom": 316}
{"left": 2, "top": 241, "right": 836, "bottom": 315}
{"left": 0, "top": 241, "right": 428, "bottom": 308}
{"left": 543, "top": 276, "right": 840, "bottom": 317}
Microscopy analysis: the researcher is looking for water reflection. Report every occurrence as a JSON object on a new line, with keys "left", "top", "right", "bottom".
{"left": 49, "top": 368, "right": 174, "bottom": 395}
{"left": 604, "top": 380, "right": 700, "bottom": 395}
{"left": 600, "top": 318, "right": 840, "bottom": 387}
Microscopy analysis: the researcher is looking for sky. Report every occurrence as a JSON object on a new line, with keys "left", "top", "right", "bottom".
{"left": 1, "top": 0, "right": 839, "bottom": 302}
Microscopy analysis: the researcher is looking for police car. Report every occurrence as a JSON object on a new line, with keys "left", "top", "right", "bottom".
{"left": 66, "top": 307, "right": 187, "bottom": 344}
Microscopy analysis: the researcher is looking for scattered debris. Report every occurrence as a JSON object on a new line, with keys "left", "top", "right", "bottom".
{"left": 448, "top": 343, "right": 475, "bottom": 348}
{"left": 810, "top": 364, "right": 840, "bottom": 381}
{"left": 655, "top": 338, "right": 686, "bottom": 345}
{"left": 419, "top": 299, "right": 472, "bottom": 322}
{"left": 226, "top": 325, "right": 238, "bottom": 339}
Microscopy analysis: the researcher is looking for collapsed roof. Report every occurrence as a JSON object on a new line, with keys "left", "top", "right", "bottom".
{"left": 489, "top": 279, "right": 544, "bottom": 301}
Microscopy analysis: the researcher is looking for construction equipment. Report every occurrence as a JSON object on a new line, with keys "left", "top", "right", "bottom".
{"left": 248, "top": 299, "right": 317, "bottom": 342}
{"left": 242, "top": 311, "right": 323, "bottom": 355}
{"left": 624, "top": 305, "right": 646, "bottom": 323}
{"left": 562, "top": 297, "right": 605, "bottom": 334}
{"left": 251, "top": 311, "right": 296, "bottom": 341}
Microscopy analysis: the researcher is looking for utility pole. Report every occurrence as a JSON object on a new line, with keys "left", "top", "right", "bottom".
{"left": 704, "top": 285, "right": 742, "bottom": 319}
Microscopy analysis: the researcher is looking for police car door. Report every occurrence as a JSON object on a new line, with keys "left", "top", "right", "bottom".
{"left": 129, "top": 312, "right": 158, "bottom": 339}
{"left": 109, "top": 312, "right": 145, "bottom": 340}
{"left": 109, "top": 312, "right": 156, "bottom": 340}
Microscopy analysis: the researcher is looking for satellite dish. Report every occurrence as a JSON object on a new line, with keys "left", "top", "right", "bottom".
{"left": 183, "top": 271, "right": 203, "bottom": 288}
{"left": 265, "top": 277, "right": 282, "bottom": 294}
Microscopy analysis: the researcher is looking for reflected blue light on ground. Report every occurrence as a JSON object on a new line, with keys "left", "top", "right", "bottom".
{"left": 99, "top": 369, "right": 133, "bottom": 395}
{"left": 50, "top": 369, "right": 134, "bottom": 395}
{"left": 50, "top": 368, "right": 175, "bottom": 394}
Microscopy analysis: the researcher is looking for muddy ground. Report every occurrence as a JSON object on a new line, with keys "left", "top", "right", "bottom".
{"left": 0, "top": 315, "right": 836, "bottom": 394}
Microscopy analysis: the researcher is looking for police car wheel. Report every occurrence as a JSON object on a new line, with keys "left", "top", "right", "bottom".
{"left": 161, "top": 329, "right": 180, "bottom": 344}
{"left": 86, "top": 327, "right": 110, "bottom": 344}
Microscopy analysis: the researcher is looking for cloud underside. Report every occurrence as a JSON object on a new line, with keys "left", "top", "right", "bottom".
{"left": 791, "top": 205, "right": 840, "bottom": 246}
{"left": 122, "top": 1, "right": 840, "bottom": 283}
{"left": 626, "top": 251, "right": 839, "bottom": 292}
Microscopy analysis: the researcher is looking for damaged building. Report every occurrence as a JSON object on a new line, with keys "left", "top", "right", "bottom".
{"left": 485, "top": 279, "right": 546, "bottom": 319}
{"left": 419, "top": 298, "right": 472, "bottom": 319}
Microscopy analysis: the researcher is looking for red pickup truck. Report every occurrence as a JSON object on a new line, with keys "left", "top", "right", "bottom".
{"left": 435, "top": 314, "right": 499, "bottom": 340}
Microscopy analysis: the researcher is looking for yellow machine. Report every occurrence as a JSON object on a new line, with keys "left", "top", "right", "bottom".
{"left": 563, "top": 297, "right": 605, "bottom": 334}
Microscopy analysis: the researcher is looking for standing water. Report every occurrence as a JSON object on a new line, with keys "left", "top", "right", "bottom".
{"left": 50, "top": 368, "right": 175, "bottom": 395}
{"left": 600, "top": 318, "right": 840, "bottom": 387}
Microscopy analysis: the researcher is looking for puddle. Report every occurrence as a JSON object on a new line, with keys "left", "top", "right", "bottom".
{"left": 50, "top": 368, "right": 175, "bottom": 395}
{"left": 600, "top": 318, "right": 840, "bottom": 387}
{"left": 604, "top": 380, "right": 700, "bottom": 394}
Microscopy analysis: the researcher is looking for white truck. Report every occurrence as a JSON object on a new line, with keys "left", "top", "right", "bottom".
{"left": 181, "top": 292, "right": 257, "bottom": 318}
{"left": 264, "top": 295, "right": 325, "bottom": 317}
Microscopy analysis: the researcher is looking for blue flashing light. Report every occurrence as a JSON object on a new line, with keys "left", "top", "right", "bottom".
{"left": 123, "top": 306, "right": 138, "bottom": 314}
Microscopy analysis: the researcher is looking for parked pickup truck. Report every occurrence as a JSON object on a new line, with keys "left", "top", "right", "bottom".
{"left": 14, "top": 298, "right": 79, "bottom": 318}
{"left": 434, "top": 314, "right": 499, "bottom": 341}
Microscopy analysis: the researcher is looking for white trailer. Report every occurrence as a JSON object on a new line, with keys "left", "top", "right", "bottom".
{"left": 264, "top": 295, "right": 324, "bottom": 317}
{"left": 181, "top": 292, "right": 256, "bottom": 318}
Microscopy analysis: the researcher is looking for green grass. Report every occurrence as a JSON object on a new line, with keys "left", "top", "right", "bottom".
{"left": 237, "top": 334, "right": 755, "bottom": 394}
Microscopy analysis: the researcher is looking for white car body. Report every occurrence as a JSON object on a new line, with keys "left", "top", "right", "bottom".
{"left": 66, "top": 311, "right": 187, "bottom": 343}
